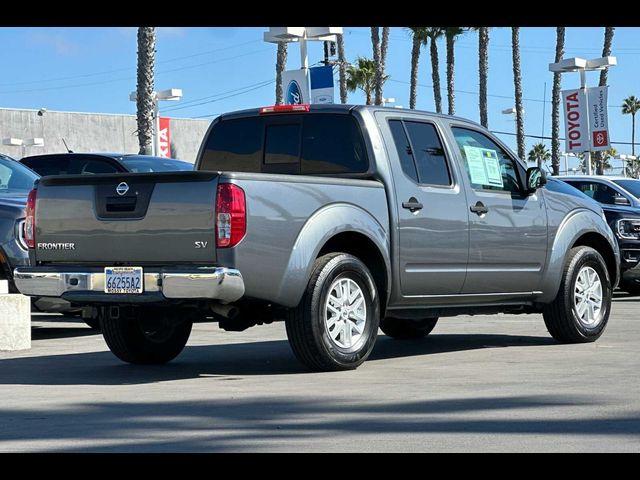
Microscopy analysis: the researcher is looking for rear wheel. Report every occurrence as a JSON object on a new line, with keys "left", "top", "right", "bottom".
{"left": 543, "top": 246, "right": 611, "bottom": 343}
{"left": 285, "top": 253, "right": 380, "bottom": 371}
{"left": 380, "top": 317, "right": 438, "bottom": 339}
{"left": 101, "top": 307, "right": 193, "bottom": 364}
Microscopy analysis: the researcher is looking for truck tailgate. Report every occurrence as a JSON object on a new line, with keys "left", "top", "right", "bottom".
{"left": 34, "top": 172, "right": 218, "bottom": 264}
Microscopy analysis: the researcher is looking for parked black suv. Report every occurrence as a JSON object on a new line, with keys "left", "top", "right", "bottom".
{"left": 559, "top": 175, "right": 640, "bottom": 294}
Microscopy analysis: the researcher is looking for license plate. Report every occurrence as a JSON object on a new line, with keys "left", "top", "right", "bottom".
{"left": 104, "top": 267, "right": 143, "bottom": 294}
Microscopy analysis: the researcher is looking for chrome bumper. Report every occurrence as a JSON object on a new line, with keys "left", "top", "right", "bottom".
{"left": 13, "top": 266, "right": 244, "bottom": 304}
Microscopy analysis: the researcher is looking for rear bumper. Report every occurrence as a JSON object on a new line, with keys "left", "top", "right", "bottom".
{"left": 13, "top": 266, "right": 244, "bottom": 304}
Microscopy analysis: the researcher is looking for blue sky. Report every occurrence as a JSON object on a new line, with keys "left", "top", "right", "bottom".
{"left": 1, "top": 26, "right": 639, "bottom": 171}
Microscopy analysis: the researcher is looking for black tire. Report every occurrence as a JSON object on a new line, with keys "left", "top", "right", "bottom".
{"left": 101, "top": 307, "right": 193, "bottom": 364}
{"left": 620, "top": 278, "right": 640, "bottom": 296}
{"left": 84, "top": 318, "right": 101, "bottom": 330}
{"left": 543, "top": 246, "right": 612, "bottom": 343}
{"left": 285, "top": 253, "right": 380, "bottom": 371}
{"left": 380, "top": 317, "right": 438, "bottom": 339}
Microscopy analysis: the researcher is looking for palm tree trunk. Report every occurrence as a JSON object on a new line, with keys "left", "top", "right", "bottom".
{"left": 512, "top": 27, "right": 525, "bottom": 160}
{"left": 371, "top": 27, "right": 382, "bottom": 105}
{"left": 337, "top": 33, "right": 347, "bottom": 104}
{"left": 430, "top": 38, "right": 442, "bottom": 113}
{"left": 366, "top": 90, "right": 372, "bottom": 106}
{"left": 275, "top": 42, "right": 288, "bottom": 105}
{"left": 410, "top": 35, "right": 421, "bottom": 109}
{"left": 478, "top": 27, "right": 489, "bottom": 127}
{"left": 551, "top": 27, "right": 565, "bottom": 176}
{"left": 136, "top": 27, "right": 156, "bottom": 155}
{"left": 595, "top": 27, "right": 615, "bottom": 175}
{"left": 446, "top": 33, "right": 455, "bottom": 115}
{"left": 599, "top": 27, "right": 615, "bottom": 86}
{"left": 633, "top": 113, "right": 636, "bottom": 157}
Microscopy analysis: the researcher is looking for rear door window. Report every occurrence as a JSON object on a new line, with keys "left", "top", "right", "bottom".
{"left": 301, "top": 115, "right": 368, "bottom": 174}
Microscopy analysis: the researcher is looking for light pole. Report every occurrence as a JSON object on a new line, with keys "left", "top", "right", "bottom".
{"left": 382, "top": 97, "right": 396, "bottom": 107}
{"left": 2, "top": 137, "right": 44, "bottom": 159}
{"left": 264, "top": 27, "right": 343, "bottom": 71}
{"left": 561, "top": 152, "right": 576, "bottom": 175}
{"left": 615, "top": 154, "right": 637, "bottom": 177}
{"left": 548, "top": 56, "right": 617, "bottom": 176}
{"left": 129, "top": 88, "right": 182, "bottom": 156}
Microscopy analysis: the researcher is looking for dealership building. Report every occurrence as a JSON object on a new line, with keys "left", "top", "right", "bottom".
{"left": 0, "top": 107, "right": 211, "bottom": 164}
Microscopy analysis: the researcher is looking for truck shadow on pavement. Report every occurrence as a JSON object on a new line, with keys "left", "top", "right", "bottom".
{"left": 0, "top": 394, "right": 638, "bottom": 452}
{"left": 0, "top": 333, "right": 556, "bottom": 386}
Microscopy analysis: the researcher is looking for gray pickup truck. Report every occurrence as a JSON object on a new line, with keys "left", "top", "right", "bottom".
{"left": 15, "top": 104, "right": 619, "bottom": 371}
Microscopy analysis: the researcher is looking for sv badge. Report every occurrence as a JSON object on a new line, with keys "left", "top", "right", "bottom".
{"left": 195, "top": 241, "right": 208, "bottom": 249}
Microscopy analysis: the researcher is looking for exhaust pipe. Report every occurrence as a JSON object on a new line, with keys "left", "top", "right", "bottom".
{"left": 211, "top": 303, "right": 240, "bottom": 319}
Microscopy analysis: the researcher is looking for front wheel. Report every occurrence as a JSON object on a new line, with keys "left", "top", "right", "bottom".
{"left": 543, "top": 246, "right": 612, "bottom": 343}
{"left": 101, "top": 307, "right": 193, "bottom": 364}
{"left": 285, "top": 253, "right": 380, "bottom": 371}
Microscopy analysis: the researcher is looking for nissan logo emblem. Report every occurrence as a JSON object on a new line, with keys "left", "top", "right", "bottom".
{"left": 116, "top": 182, "right": 129, "bottom": 196}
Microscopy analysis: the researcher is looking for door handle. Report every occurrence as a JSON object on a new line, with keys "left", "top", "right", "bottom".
{"left": 402, "top": 197, "right": 423, "bottom": 212}
{"left": 470, "top": 201, "right": 489, "bottom": 215}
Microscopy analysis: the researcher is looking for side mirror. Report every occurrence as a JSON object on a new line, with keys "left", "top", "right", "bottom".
{"left": 526, "top": 167, "right": 547, "bottom": 194}
{"left": 614, "top": 194, "right": 631, "bottom": 206}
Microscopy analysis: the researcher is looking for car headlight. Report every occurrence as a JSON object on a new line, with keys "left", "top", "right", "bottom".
{"left": 616, "top": 218, "right": 640, "bottom": 240}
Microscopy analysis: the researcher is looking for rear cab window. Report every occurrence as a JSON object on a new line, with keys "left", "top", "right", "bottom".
{"left": 199, "top": 113, "right": 369, "bottom": 175}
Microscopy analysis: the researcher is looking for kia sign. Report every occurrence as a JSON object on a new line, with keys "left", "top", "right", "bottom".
{"left": 562, "top": 89, "right": 589, "bottom": 153}
{"left": 587, "top": 86, "right": 610, "bottom": 151}
{"left": 282, "top": 69, "right": 310, "bottom": 105}
{"left": 158, "top": 117, "right": 171, "bottom": 158}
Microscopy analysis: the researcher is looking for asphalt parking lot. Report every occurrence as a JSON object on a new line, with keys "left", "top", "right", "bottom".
{"left": 1, "top": 293, "right": 639, "bottom": 452}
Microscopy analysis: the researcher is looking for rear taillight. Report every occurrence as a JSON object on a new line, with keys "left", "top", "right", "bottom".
{"left": 216, "top": 184, "right": 246, "bottom": 248}
{"left": 24, "top": 188, "right": 37, "bottom": 249}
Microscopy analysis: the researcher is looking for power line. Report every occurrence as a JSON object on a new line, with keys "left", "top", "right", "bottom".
{"left": 388, "top": 78, "right": 625, "bottom": 109}
{"left": 0, "top": 39, "right": 262, "bottom": 88}
{"left": 0, "top": 48, "right": 271, "bottom": 95}
{"left": 492, "top": 129, "right": 637, "bottom": 147}
{"left": 162, "top": 79, "right": 274, "bottom": 113}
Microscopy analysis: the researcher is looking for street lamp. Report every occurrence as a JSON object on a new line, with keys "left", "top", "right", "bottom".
{"left": 615, "top": 154, "right": 637, "bottom": 178}
{"left": 561, "top": 152, "right": 577, "bottom": 175}
{"left": 2, "top": 137, "right": 44, "bottom": 159}
{"left": 129, "top": 88, "right": 182, "bottom": 156}
{"left": 549, "top": 56, "right": 617, "bottom": 176}
{"left": 264, "top": 27, "right": 342, "bottom": 70}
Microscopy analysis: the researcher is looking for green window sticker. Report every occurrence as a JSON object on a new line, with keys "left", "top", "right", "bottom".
{"left": 463, "top": 146, "right": 503, "bottom": 188}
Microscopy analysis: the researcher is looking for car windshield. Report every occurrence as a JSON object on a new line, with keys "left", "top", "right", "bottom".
{"left": 0, "top": 155, "right": 39, "bottom": 194}
{"left": 120, "top": 157, "right": 193, "bottom": 172}
{"left": 613, "top": 179, "right": 640, "bottom": 200}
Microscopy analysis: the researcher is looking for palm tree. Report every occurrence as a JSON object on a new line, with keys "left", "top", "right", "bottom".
{"left": 512, "top": 27, "right": 525, "bottom": 160}
{"left": 275, "top": 42, "right": 288, "bottom": 105}
{"left": 478, "top": 27, "right": 490, "bottom": 127}
{"left": 136, "top": 27, "right": 156, "bottom": 155}
{"left": 622, "top": 96, "right": 640, "bottom": 156}
{"left": 528, "top": 142, "right": 551, "bottom": 169}
{"left": 370, "top": 27, "right": 381, "bottom": 105}
{"left": 407, "top": 28, "right": 428, "bottom": 109}
{"left": 444, "top": 27, "right": 467, "bottom": 115}
{"left": 579, "top": 148, "right": 614, "bottom": 173}
{"left": 551, "top": 27, "right": 565, "bottom": 176}
{"left": 337, "top": 33, "right": 348, "bottom": 104}
{"left": 595, "top": 27, "right": 615, "bottom": 175}
{"left": 347, "top": 57, "right": 383, "bottom": 105}
{"left": 425, "top": 28, "right": 445, "bottom": 113}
